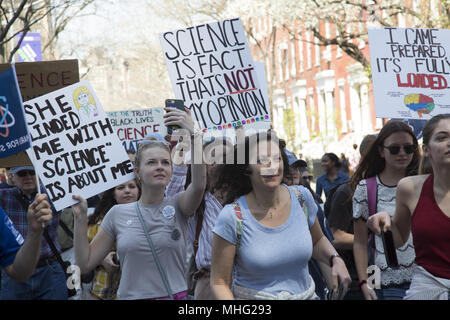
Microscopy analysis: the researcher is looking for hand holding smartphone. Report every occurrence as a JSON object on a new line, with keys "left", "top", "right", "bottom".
{"left": 165, "top": 99, "right": 186, "bottom": 134}
{"left": 381, "top": 229, "right": 399, "bottom": 269}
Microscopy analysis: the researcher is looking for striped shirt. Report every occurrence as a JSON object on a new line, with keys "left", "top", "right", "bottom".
{"left": 0, "top": 186, "right": 60, "bottom": 259}
{"left": 165, "top": 164, "right": 187, "bottom": 198}
{"left": 186, "top": 192, "right": 223, "bottom": 270}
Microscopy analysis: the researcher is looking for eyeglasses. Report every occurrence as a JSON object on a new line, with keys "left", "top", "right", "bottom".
{"left": 16, "top": 170, "right": 35, "bottom": 177}
{"left": 302, "top": 175, "right": 313, "bottom": 181}
{"left": 383, "top": 144, "right": 417, "bottom": 155}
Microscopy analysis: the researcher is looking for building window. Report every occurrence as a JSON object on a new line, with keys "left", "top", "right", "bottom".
{"left": 290, "top": 36, "right": 296, "bottom": 78}
{"left": 307, "top": 31, "right": 312, "bottom": 69}
{"left": 315, "top": 36, "right": 320, "bottom": 67}
{"left": 339, "top": 85, "right": 348, "bottom": 133}
{"left": 298, "top": 30, "right": 304, "bottom": 72}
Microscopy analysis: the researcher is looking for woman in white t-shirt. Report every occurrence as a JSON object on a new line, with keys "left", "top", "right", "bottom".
{"left": 72, "top": 107, "right": 206, "bottom": 300}
{"left": 352, "top": 120, "right": 420, "bottom": 300}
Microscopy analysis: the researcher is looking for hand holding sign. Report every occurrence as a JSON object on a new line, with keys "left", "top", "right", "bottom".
{"left": 27, "top": 193, "right": 53, "bottom": 232}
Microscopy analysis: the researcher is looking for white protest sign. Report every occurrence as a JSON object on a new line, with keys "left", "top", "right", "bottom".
{"left": 106, "top": 108, "right": 166, "bottom": 152}
{"left": 369, "top": 27, "right": 450, "bottom": 119}
{"left": 160, "top": 17, "right": 270, "bottom": 133}
{"left": 24, "top": 80, "right": 135, "bottom": 210}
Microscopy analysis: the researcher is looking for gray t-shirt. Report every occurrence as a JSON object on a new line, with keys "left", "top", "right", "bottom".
{"left": 101, "top": 194, "right": 189, "bottom": 300}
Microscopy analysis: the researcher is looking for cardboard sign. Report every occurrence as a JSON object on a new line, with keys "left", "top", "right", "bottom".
{"left": 0, "top": 59, "right": 79, "bottom": 168}
{"left": 24, "top": 80, "right": 134, "bottom": 210}
{"left": 0, "top": 66, "right": 31, "bottom": 158}
{"left": 106, "top": 108, "right": 167, "bottom": 152}
{"left": 160, "top": 18, "right": 270, "bottom": 133}
{"left": 0, "top": 59, "right": 79, "bottom": 102}
{"left": 369, "top": 27, "right": 450, "bottom": 119}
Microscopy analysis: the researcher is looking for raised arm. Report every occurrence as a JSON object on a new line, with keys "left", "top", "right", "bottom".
{"left": 4, "top": 194, "right": 52, "bottom": 282}
{"left": 72, "top": 195, "right": 115, "bottom": 274}
{"left": 164, "top": 107, "right": 206, "bottom": 217}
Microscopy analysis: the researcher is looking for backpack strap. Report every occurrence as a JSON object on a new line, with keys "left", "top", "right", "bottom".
{"left": 232, "top": 201, "right": 243, "bottom": 250}
{"left": 232, "top": 187, "right": 310, "bottom": 250}
{"left": 366, "top": 177, "right": 378, "bottom": 217}
{"left": 290, "top": 186, "right": 309, "bottom": 221}
{"left": 366, "top": 176, "right": 378, "bottom": 265}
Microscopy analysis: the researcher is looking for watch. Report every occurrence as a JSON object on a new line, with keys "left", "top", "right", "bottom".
{"left": 329, "top": 253, "right": 341, "bottom": 267}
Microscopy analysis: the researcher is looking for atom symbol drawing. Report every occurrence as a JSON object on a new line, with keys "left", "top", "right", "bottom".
{"left": 0, "top": 96, "right": 16, "bottom": 138}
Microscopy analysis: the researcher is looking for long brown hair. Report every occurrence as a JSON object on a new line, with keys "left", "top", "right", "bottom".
{"left": 350, "top": 120, "right": 420, "bottom": 192}
{"left": 419, "top": 114, "right": 450, "bottom": 174}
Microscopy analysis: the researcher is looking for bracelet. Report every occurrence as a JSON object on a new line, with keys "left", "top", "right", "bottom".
{"left": 329, "top": 253, "right": 341, "bottom": 267}
{"left": 357, "top": 280, "right": 367, "bottom": 288}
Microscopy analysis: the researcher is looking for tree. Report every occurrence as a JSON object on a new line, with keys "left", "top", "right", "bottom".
{"left": 0, "top": 0, "right": 97, "bottom": 63}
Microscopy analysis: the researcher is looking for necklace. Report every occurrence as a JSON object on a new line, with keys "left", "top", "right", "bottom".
{"left": 253, "top": 194, "right": 280, "bottom": 219}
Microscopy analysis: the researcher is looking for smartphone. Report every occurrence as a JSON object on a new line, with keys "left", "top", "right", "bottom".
{"left": 381, "top": 229, "right": 399, "bottom": 269}
{"left": 165, "top": 99, "right": 186, "bottom": 134}
{"left": 327, "top": 283, "right": 344, "bottom": 300}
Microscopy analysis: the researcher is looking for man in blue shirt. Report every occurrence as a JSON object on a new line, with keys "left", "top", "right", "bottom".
{"left": 1, "top": 194, "right": 52, "bottom": 282}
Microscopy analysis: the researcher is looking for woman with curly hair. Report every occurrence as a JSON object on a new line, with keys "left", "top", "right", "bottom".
{"left": 210, "top": 131, "right": 351, "bottom": 300}
{"left": 352, "top": 120, "right": 420, "bottom": 300}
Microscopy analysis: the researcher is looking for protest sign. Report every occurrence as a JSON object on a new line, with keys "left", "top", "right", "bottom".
{"left": 0, "top": 59, "right": 79, "bottom": 102}
{"left": 369, "top": 27, "right": 450, "bottom": 119}
{"left": 106, "top": 107, "right": 167, "bottom": 152}
{"left": 160, "top": 18, "right": 270, "bottom": 133}
{"left": 0, "top": 60, "right": 79, "bottom": 167}
{"left": 23, "top": 80, "right": 134, "bottom": 211}
{"left": 0, "top": 66, "right": 31, "bottom": 159}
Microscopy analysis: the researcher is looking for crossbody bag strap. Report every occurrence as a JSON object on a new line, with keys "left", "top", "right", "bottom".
{"left": 290, "top": 186, "right": 309, "bottom": 221}
{"left": 13, "top": 192, "right": 67, "bottom": 272}
{"left": 135, "top": 202, "right": 174, "bottom": 300}
{"left": 193, "top": 211, "right": 204, "bottom": 257}
{"left": 366, "top": 176, "right": 378, "bottom": 265}
{"left": 59, "top": 219, "right": 74, "bottom": 239}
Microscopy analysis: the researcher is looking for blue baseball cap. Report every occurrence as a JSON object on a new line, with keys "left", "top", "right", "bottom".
{"left": 11, "top": 166, "right": 34, "bottom": 174}
{"left": 286, "top": 152, "right": 307, "bottom": 168}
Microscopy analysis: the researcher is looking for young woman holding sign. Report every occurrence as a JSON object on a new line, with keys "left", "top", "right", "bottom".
{"left": 352, "top": 120, "right": 419, "bottom": 300}
{"left": 367, "top": 114, "right": 450, "bottom": 300}
{"left": 73, "top": 107, "right": 206, "bottom": 300}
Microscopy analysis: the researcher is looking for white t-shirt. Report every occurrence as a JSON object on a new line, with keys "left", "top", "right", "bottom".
{"left": 101, "top": 194, "right": 188, "bottom": 300}
{"left": 353, "top": 175, "right": 416, "bottom": 287}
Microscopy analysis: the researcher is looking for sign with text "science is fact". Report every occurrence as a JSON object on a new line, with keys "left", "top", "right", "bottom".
{"left": 160, "top": 18, "right": 270, "bottom": 133}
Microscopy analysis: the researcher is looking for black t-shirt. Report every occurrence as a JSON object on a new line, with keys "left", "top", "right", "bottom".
{"left": 327, "top": 183, "right": 358, "bottom": 289}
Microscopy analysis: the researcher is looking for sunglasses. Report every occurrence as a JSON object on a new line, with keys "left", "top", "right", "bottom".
{"left": 16, "top": 170, "right": 36, "bottom": 177}
{"left": 302, "top": 175, "right": 313, "bottom": 181}
{"left": 383, "top": 144, "right": 417, "bottom": 155}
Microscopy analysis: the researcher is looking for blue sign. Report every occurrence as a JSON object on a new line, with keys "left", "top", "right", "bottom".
{"left": 16, "top": 32, "right": 42, "bottom": 62}
{"left": 0, "top": 66, "right": 31, "bottom": 158}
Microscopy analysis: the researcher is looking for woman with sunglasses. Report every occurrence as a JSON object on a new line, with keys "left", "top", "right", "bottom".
{"left": 351, "top": 120, "right": 420, "bottom": 300}
{"left": 367, "top": 114, "right": 450, "bottom": 300}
